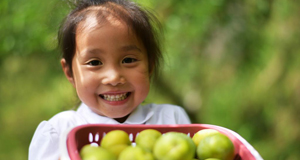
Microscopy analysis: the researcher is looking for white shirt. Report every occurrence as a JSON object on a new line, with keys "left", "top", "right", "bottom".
{"left": 29, "top": 103, "right": 263, "bottom": 160}
{"left": 29, "top": 103, "right": 191, "bottom": 160}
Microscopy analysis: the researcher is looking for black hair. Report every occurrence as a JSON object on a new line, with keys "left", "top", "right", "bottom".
{"left": 58, "top": 0, "right": 163, "bottom": 78}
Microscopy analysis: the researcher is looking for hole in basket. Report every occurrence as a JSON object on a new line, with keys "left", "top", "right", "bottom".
{"left": 90, "top": 143, "right": 99, "bottom": 147}
{"left": 187, "top": 133, "right": 190, "bottom": 137}
{"left": 95, "top": 133, "right": 99, "bottom": 142}
{"left": 88, "top": 132, "right": 100, "bottom": 147}
{"left": 88, "top": 133, "right": 93, "bottom": 142}
{"left": 129, "top": 133, "right": 133, "bottom": 141}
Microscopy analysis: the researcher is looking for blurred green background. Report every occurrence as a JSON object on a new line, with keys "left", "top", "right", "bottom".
{"left": 1, "top": 0, "right": 300, "bottom": 159}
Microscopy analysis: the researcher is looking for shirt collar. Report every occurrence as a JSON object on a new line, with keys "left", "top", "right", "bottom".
{"left": 78, "top": 103, "right": 154, "bottom": 124}
{"left": 124, "top": 104, "right": 154, "bottom": 124}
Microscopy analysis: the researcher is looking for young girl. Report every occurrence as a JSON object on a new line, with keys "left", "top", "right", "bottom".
{"left": 29, "top": 0, "right": 191, "bottom": 159}
{"left": 29, "top": 0, "right": 263, "bottom": 159}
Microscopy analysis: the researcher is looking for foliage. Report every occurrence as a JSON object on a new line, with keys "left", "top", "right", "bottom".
{"left": 1, "top": 0, "right": 300, "bottom": 159}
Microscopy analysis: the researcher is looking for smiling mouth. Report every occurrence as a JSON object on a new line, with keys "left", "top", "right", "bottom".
{"left": 99, "top": 92, "right": 131, "bottom": 101}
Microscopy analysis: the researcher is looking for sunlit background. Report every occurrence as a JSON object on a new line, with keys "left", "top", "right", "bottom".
{"left": 1, "top": 0, "right": 300, "bottom": 159}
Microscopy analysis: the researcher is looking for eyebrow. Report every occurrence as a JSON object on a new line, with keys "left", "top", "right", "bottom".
{"left": 82, "top": 48, "right": 104, "bottom": 55}
{"left": 81, "top": 44, "right": 142, "bottom": 56}
{"left": 121, "top": 45, "right": 142, "bottom": 52}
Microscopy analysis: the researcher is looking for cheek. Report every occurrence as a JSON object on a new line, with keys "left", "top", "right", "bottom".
{"left": 135, "top": 71, "right": 151, "bottom": 95}
{"left": 75, "top": 72, "right": 98, "bottom": 90}
{"left": 72, "top": 63, "right": 96, "bottom": 90}
{"left": 140, "top": 63, "right": 151, "bottom": 89}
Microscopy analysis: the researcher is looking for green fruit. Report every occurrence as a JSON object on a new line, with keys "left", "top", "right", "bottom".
{"left": 101, "top": 130, "right": 131, "bottom": 147}
{"left": 136, "top": 129, "right": 162, "bottom": 152}
{"left": 192, "top": 129, "right": 220, "bottom": 147}
{"left": 80, "top": 144, "right": 117, "bottom": 160}
{"left": 101, "top": 130, "right": 131, "bottom": 157}
{"left": 153, "top": 132, "right": 196, "bottom": 160}
{"left": 119, "top": 146, "right": 155, "bottom": 160}
{"left": 80, "top": 144, "right": 100, "bottom": 158}
{"left": 106, "top": 144, "right": 129, "bottom": 157}
{"left": 197, "top": 133, "right": 235, "bottom": 160}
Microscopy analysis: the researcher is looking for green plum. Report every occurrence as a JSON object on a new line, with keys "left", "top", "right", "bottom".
{"left": 119, "top": 146, "right": 155, "bottom": 160}
{"left": 135, "top": 129, "right": 162, "bottom": 152}
{"left": 192, "top": 129, "right": 220, "bottom": 147}
{"left": 197, "top": 133, "right": 235, "bottom": 160}
{"left": 153, "top": 132, "right": 196, "bottom": 160}
{"left": 80, "top": 144, "right": 117, "bottom": 160}
{"left": 100, "top": 130, "right": 131, "bottom": 157}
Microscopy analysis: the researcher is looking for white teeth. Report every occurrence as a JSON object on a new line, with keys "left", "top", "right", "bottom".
{"left": 102, "top": 93, "right": 128, "bottom": 101}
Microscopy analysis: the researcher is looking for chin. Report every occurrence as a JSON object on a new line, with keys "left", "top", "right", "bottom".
{"left": 111, "top": 113, "right": 130, "bottom": 119}
{"left": 112, "top": 114, "right": 130, "bottom": 123}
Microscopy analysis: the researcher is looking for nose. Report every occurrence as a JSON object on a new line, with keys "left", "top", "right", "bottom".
{"left": 101, "top": 67, "right": 125, "bottom": 86}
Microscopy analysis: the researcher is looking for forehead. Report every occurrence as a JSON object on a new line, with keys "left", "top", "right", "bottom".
{"left": 76, "top": 4, "right": 130, "bottom": 34}
{"left": 74, "top": 6, "right": 146, "bottom": 54}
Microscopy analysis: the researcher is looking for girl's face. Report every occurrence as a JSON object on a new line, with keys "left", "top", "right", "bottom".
{"left": 61, "top": 14, "right": 150, "bottom": 120}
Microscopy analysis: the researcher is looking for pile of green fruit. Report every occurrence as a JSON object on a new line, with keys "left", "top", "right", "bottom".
{"left": 79, "top": 128, "right": 235, "bottom": 160}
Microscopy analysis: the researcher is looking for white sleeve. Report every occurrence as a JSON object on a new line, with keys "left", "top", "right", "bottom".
{"left": 29, "top": 121, "right": 60, "bottom": 160}
{"left": 175, "top": 106, "right": 191, "bottom": 124}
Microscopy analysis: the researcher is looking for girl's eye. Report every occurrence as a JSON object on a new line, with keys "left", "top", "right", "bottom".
{"left": 87, "top": 60, "right": 102, "bottom": 66}
{"left": 122, "top": 57, "right": 137, "bottom": 64}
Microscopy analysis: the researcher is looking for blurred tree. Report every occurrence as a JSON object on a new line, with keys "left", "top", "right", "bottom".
{"left": 147, "top": 0, "right": 300, "bottom": 159}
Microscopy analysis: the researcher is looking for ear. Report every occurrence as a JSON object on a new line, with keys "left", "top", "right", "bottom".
{"left": 61, "top": 58, "right": 75, "bottom": 87}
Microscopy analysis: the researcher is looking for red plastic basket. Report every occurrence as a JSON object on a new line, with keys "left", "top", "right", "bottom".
{"left": 63, "top": 124, "right": 258, "bottom": 160}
